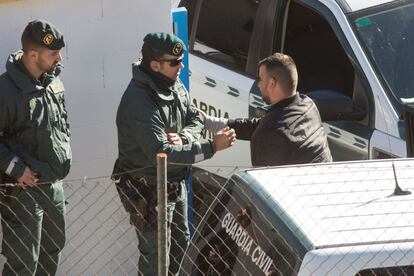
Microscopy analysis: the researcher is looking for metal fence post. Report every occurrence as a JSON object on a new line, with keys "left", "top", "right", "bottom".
{"left": 157, "top": 153, "right": 168, "bottom": 276}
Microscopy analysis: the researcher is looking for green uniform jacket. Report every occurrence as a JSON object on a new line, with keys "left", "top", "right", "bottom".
{"left": 116, "top": 62, "right": 215, "bottom": 180}
{"left": 0, "top": 51, "right": 72, "bottom": 182}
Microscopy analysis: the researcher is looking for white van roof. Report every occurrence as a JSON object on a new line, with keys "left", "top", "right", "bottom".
{"left": 335, "top": 0, "right": 395, "bottom": 12}
{"left": 244, "top": 158, "right": 414, "bottom": 249}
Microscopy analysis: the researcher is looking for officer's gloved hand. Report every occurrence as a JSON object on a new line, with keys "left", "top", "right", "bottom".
{"left": 197, "top": 108, "right": 228, "bottom": 133}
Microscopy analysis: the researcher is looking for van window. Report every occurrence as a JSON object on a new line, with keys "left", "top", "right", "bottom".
{"left": 356, "top": 265, "right": 414, "bottom": 275}
{"left": 352, "top": 2, "right": 414, "bottom": 106}
{"left": 179, "top": 0, "right": 260, "bottom": 72}
{"left": 282, "top": 2, "right": 369, "bottom": 125}
{"left": 283, "top": 2, "right": 354, "bottom": 96}
{"left": 191, "top": 169, "right": 227, "bottom": 228}
{"left": 179, "top": 177, "right": 304, "bottom": 275}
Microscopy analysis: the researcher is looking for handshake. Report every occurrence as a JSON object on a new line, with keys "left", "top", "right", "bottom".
{"left": 198, "top": 109, "right": 236, "bottom": 152}
{"left": 167, "top": 109, "right": 236, "bottom": 152}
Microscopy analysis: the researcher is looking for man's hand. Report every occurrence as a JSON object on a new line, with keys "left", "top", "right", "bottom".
{"left": 167, "top": 133, "right": 183, "bottom": 145}
{"left": 17, "top": 167, "right": 38, "bottom": 188}
{"left": 196, "top": 108, "right": 228, "bottom": 133}
{"left": 213, "top": 127, "right": 236, "bottom": 151}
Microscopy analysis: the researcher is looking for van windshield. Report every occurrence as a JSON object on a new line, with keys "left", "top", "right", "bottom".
{"left": 353, "top": 2, "right": 414, "bottom": 105}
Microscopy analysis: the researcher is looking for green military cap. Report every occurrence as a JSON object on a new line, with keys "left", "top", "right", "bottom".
{"left": 26, "top": 19, "right": 65, "bottom": 50}
{"left": 143, "top": 32, "right": 186, "bottom": 56}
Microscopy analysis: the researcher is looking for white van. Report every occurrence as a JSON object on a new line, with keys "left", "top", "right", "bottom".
{"left": 179, "top": 158, "right": 414, "bottom": 275}
{"left": 178, "top": 0, "right": 414, "bottom": 169}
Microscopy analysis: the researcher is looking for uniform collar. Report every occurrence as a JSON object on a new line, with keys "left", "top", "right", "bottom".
{"left": 6, "top": 50, "right": 62, "bottom": 94}
{"left": 132, "top": 60, "right": 178, "bottom": 101}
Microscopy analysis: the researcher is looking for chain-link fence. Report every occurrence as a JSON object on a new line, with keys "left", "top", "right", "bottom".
{"left": 1, "top": 159, "right": 414, "bottom": 275}
{"left": 0, "top": 175, "right": 138, "bottom": 275}
{"left": 0, "top": 164, "right": 238, "bottom": 275}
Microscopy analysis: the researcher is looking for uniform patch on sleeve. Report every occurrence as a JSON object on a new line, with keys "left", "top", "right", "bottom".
{"left": 29, "top": 98, "right": 37, "bottom": 110}
{"left": 50, "top": 81, "right": 65, "bottom": 94}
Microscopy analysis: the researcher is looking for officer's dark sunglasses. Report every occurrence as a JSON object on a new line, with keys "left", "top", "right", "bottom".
{"left": 157, "top": 57, "right": 183, "bottom": 67}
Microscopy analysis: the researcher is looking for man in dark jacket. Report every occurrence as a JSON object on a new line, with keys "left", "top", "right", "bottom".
{"left": 114, "top": 32, "right": 235, "bottom": 275}
{"left": 0, "top": 20, "right": 70, "bottom": 275}
{"left": 203, "top": 53, "right": 332, "bottom": 166}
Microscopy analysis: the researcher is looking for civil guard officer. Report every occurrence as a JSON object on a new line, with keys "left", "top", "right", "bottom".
{"left": 113, "top": 32, "right": 236, "bottom": 275}
{"left": 0, "top": 19, "right": 71, "bottom": 275}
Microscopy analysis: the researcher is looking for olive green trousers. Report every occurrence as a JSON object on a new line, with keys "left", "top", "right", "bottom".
{"left": 130, "top": 180, "right": 190, "bottom": 275}
{"left": 0, "top": 181, "right": 66, "bottom": 276}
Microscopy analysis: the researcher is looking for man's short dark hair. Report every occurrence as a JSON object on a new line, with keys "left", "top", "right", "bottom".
{"left": 21, "top": 25, "right": 41, "bottom": 51}
{"left": 259, "top": 53, "right": 298, "bottom": 94}
{"left": 141, "top": 43, "right": 166, "bottom": 65}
